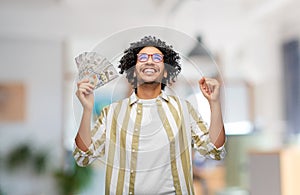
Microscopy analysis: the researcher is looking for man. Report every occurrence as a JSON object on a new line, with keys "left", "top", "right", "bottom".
{"left": 73, "top": 36, "right": 226, "bottom": 195}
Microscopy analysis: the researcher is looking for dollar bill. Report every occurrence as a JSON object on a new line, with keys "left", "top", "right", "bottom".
{"left": 75, "top": 52, "right": 119, "bottom": 89}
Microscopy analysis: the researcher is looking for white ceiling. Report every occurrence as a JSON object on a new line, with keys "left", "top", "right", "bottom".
{"left": 0, "top": 0, "right": 299, "bottom": 50}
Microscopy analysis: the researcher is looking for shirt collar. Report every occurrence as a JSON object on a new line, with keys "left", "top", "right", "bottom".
{"left": 129, "top": 90, "right": 169, "bottom": 106}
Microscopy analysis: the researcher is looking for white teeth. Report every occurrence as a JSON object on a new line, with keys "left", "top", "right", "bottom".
{"left": 143, "top": 69, "right": 155, "bottom": 74}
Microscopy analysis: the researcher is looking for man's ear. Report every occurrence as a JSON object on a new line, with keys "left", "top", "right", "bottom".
{"left": 164, "top": 70, "right": 167, "bottom": 78}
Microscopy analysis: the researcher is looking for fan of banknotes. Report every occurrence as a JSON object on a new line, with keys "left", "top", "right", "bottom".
{"left": 75, "top": 52, "right": 119, "bottom": 90}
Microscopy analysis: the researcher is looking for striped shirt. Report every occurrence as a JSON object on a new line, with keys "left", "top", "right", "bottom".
{"left": 73, "top": 91, "right": 226, "bottom": 195}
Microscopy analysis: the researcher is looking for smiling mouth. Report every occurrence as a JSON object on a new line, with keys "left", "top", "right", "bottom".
{"left": 141, "top": 68, "right": 159, "bottom": 75}
{"left": 143, "top": 68, "right": 156, "bottom": 74}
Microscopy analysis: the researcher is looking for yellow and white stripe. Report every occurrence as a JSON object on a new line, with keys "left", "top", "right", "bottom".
{"left": 73, "top": 91, "right": 226, "bottom": 195}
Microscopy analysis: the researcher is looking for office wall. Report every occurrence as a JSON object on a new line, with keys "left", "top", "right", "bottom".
{"left": 0, "top": 37, "right": 63, "bottom": 194}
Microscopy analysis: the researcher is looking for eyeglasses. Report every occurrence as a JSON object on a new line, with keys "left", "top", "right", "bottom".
{"left": 137, "top": 53, "right": 164, "bottom": 63}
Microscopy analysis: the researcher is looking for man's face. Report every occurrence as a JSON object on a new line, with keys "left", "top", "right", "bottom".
{"left": 135, "top": 46, "right": 167, "bottom": 85}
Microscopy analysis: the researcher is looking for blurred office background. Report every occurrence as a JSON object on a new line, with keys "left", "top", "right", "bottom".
{"left": 1, "top": 0, "right": 300, "bottom": 194}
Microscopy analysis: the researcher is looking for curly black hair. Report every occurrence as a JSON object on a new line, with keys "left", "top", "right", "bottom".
{"left": 118, "top": 36, "right": 181, "bottom": 90}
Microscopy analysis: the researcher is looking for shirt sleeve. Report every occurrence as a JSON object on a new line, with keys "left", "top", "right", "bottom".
{"left": 187, "top": 101, "right": 226, "bottom": 160}
{"left": 72, "top": 106, "right": 108, "bottom": 167}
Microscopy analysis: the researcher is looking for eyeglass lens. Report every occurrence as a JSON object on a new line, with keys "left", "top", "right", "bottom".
{"left": 137, "top": 53, "right": 163, "bottom": 63}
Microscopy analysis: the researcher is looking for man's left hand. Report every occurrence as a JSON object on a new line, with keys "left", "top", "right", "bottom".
{"left": 199, "top": 77, "right": 221, "bottom": 103}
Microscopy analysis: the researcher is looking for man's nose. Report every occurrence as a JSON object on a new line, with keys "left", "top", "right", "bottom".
{"left": 146, "top": 55, "right": 154, "bottom": 63}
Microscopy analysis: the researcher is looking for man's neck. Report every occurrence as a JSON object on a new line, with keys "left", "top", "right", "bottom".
{"left": 136, "top": 83, "right": 162, "bottom": 99}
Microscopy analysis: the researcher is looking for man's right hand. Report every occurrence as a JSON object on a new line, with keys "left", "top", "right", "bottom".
{"left": 76, "top": 79, "right": 95, "bottom": 111}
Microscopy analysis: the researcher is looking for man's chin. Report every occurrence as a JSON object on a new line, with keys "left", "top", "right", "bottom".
{"left": 144, "top": 81, "right": 157, "bottom": 84}
{"left": 138, "top": 81, "right": 161, "bottom": 86}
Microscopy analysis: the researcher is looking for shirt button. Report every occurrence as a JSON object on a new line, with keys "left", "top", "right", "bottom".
{"left": 129, "top": 192, "right": 133, "bottom": 194}
{"left": 137, "top": 109, "right": 141, "bottom": 114}
{"left": 130, "top": 170, "right": 134, "bottom": 173}
{"left": 132, "top": 149, "right": 135, "bottom": 152}
{"left": 134, "top": 128, "right": 138, "bottom": 132}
